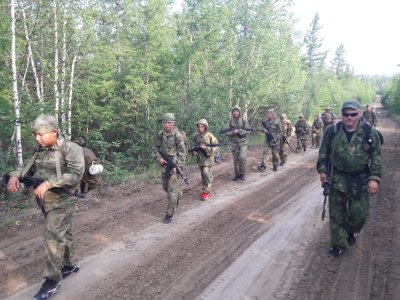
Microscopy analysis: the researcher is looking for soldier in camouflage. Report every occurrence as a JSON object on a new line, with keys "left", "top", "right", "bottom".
{"left": 311, "top": 114, "right": 324, "bottom": 149}
{"left": 295, "top": 114, "right": 310, "bottom": 152}
{"left": 317, "top": 100, "right": 382, "bottom": 257}
{"left": 191, "top": 119, "right": 218, "bottom": 200}
{"left": 362, "top": 104, "right": 378, "bottom": 127}
{"left": 152, "top": 113, "right": 187, "bottom": 223}
{"left": 321, "top": 105, "right": 336, "bottom": 130}
{"left": 257, "top": 109, "right": 282, "bottom": 172}
{"left": 7, "top": 114, "right": 84, "bottom": 300}
{"left": 222, "top": 106, "right": 250, "bottom": 181}
{"left": 279, "top": 113, "right": 292, "bottom": 166}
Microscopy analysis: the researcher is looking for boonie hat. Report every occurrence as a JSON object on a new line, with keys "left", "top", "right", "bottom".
{"left": 341, "top": 100, "right": 361, "bottom": 111}
{"left": 31, "top": 114, "right": 58, "bottom": 134}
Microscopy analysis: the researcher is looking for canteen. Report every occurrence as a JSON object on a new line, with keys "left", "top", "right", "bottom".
{"left": 89, "top": 164, "right": 104, "bottom": 175}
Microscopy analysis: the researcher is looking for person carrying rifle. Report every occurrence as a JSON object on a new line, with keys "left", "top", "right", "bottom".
{"left": 221, "top": 106, "right": 250, "bottom": 181}
{"left": 295, "top": 114, "right": 310, "bottom": 152}
{"left": 6, "top": 114, "right": 84, "bottom": 300}
{"left": 279, "top": 113, "right": 292, "bottom": 166}
{"left": 317, "top": 100, "right": 382, "bottom": 257}
{"left": 311, "top": 114, "right": 324, "bottom": 149}
{"left": 152, "top": 113, "right": 187, "bottom": 223}
{"left": 191, "top": 119, "right": 218, "bottom": 200}
{"left": 257, "top": 109, "right": 282, "bottom": 172}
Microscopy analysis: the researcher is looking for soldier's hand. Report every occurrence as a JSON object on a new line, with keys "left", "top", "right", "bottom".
{"left": 367, "top": 180, "right": 379, "bottom": 196}
{"left": 263, "top": 128, "right": 269, "bottom": 134}
{"left": 233, "top": 129, "right": 239, "bottom": 135}
{"left": 319, "top": 173, "right": 327, "bottom": 184}
{"left": 199, "top": 144, "right": 206, "bottom": 150}
{"left": 34, "top": 181, "right": 50, "bottom": 199}
{"left": 159, "top": 158, "right": 167, "bottom": 165}
{"left": 192, "top": 151, "right": 198, "bottom": 156}
{"left": 7, "top": 176, "right": 20, "bottom": 193}
{"left": 172, "top": 167, "right": 177, "bottom": 174}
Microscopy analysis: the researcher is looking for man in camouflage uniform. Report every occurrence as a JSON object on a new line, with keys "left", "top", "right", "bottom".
{"left": 279, "top": 113, "right": 292, "bottom": 166}
{"left": 257, "top": 109, "right": 282, "bottom": 172}
{"left": 191, "top": 119, "right": 218, "bottom": 200}
{"left": 152, "top": 113, "right": 187, "bottom": 223}
{"left": 311, "top": 114, "right": 324, "bottom": 149}
{"left": 295, "top": 114, "right": 310, "bottom": 152}
{"left": 362, "top": 104, "right": 378, "bottom": 127}
{"left": 222, "top": 106, "right": 250, "bottom": 181}
{"left": 321, "top": 105, "right": 336, "bottom": 130}
{"left": 317, "top": 100, "right": 382, "bottom": 257}
{"left": 7, "top": 114, "right": 84, "bottom": 300}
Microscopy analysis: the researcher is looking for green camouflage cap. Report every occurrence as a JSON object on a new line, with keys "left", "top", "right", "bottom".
{"left": 31, "top": 114, "right": 58, "bottom": 134}
{"left": 341, "top": 100, "right": 361, "bottom": 111}
{"left": 162, "top": 113, "right": 175, "bottom": 122}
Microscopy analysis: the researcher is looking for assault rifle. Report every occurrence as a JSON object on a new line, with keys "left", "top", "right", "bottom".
{"left": 2, "top": 174, "right": 85, "bottom": 208}
{"left": 321, "top": 160, "right": 333, "bottom": 221}
{"left": 219, "top": 127, "right": 263, "bottom": 135}
{"left": 261, "top": 121, "right": 278, "bottom": 144}
{"left": 159, "top": 150, "right": 192, "bottom": 190}
{"left": 188, "top": 143, "right": 229, "bottom": 156}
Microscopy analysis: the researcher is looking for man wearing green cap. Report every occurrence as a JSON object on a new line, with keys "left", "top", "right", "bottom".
{"left": 317, "top": 100, "right": 382, "bottom": 257}
{"left": 152, "top": 113, "right": 187, "bottom": 223}
{"left": 7, "top": 114, "right": 84, "bottom": 299}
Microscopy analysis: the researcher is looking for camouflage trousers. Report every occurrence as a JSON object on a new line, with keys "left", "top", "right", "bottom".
{"left": 162, "top": 172, "right": 181, "bottom": 216}
{"left": 279, "top": 140, "right": 289, "bottom": 164}
{"left": 329, "top": 187, "right": 370, "bottom": 249}
{"left": 232, "top": 145, "right": 247, "bottom": 176}
{"left": 199, "top": 165, "right": 213, "bottom": 193}
{"left": 261, "top": 144, "right": 280, "bottom": 167}
{"left": 312, "top": 133, "right": 322, "bottom": 148}
{"left": 296, "top": 138, "right": 307, "bottom": 151}
{"left": 43, "top": 202, "right": 77, "bottom": 282}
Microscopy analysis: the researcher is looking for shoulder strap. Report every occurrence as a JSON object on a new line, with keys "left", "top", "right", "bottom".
{"left": 21, "top": 152, "right": 38, "bottom": 178}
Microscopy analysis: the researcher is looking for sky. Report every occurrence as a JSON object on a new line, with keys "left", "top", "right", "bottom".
{"left": 290, "top": 0, "right": 400, "bottom": 76}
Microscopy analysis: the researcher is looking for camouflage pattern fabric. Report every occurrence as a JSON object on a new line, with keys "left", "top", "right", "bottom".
{"left": 362, "top": 110, "right": 378, "bottom": 127}
{"left": 312, "top": 118, "right": 324, "bottom": 148}
{"left": 295, "top": 120, "right": 310, "bottom": 151}
{"left": 152, "top": 127, "right": 187, "bottom": 216}
{"left": 10, "top": 138, "right": 84, "bottom": 283}
{"left": 232, "top": 145, "right": 247, "bottom": 176}
{"left": 279, "top": 118, "right": 292, "bottom": 163}
{"left": 317, "top": 121, "right": 382, "bottom": 249}
{"left": 261, "top": 144, "right": 280, "bottom": 168}
{"left": 192, "top": 131, "right": 217, "bottom": 192}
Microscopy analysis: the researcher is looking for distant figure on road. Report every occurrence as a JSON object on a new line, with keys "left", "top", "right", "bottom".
{"left": 191, "top": 119, "right": 218, "bottom": 200}
{"left": 152, "top": 113, "right": 187, "bottom": 224}
{"left": 317, "top": 100, "right": 382, "bottom": 257}
{"left": 279, "top": 113, "right": 292, "bottom": 166}
{"left": 295, "top": 114, "right": 310, "bottom": 152}
{"left": 362, "top": 104, "right": 378, "bottom": 127}
{"left": 321, "top": 105, "right": 336, "bottom": 130}
{"left": 311, "top": 114, "right": 323, "bottom": 149}
{"left": 221, "top": 106, "right": 250, "bottom": 181}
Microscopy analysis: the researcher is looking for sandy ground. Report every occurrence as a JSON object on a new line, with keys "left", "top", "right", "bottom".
{"left": 1, "top": 107, "right": 400, "bottom": 300}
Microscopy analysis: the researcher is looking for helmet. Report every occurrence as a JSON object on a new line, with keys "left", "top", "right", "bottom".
{"left": 31, "top": 114, "right": 58, "bottom": 134}
{"left": 162, "top": 113, "right": 175, "bottom": 122}
{"left": 196, "top": 119, "right": 209, "bottom": 128}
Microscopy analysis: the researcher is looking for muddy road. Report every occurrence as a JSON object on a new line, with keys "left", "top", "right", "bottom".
{"left": 1, "top": 108, "right": 400, "bottom": 300}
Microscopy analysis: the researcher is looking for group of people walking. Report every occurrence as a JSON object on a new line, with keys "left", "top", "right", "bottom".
{"left": 5, "top": 100, "right": 382, "bottom": 299}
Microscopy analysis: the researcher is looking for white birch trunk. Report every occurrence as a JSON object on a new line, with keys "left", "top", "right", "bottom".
{"left": 53, "top": 0, "right": 60, "bottom": 122}
{"left": 61, "top": 4, "right": 67, "bottom": 128}
{"left": 67, "top": 55, "right": 77, "bottom": 140}
{"left": 20, "top": 0, "right": 42, "bottom": 102}
{"left": 10, "top": 0, "right": 23, "bottom": 166}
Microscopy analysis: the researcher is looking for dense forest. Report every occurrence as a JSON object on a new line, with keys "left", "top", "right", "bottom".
{"left": 0, "top": 0, "right": 387, "bottom": 181}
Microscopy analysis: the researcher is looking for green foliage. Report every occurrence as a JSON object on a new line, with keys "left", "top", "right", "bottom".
{"left": 384, "top": 74, "right": 400, "bottom": 115}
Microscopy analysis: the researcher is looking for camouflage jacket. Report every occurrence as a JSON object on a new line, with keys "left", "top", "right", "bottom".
{"left": 295, "top": 120, "right": 310, "bottom": 139}
{"left": 11, "top": 138, "right": 85, "bottom": 211}
{"left": 317, "top": 122, "right": 382, "bottom": 193}
{"left": 263, "top": 118, "right": 283, "bottom": 146}
{"left": 281, "top": 119, "right": 292, "bottom": 139}
{"left": 312, "top": 119, "right": 324, "bottom": 136}
{"left": 362, "top": 110, "right": 377, "bottom": 127}
{"left": 192, "top": 131, "right": 218, "bottom": 167}
{"left": 223, "top": 117, "right": 251, "bottom": 146}
{"left": 152, "top": 127, "right": 187, "bottom": 172}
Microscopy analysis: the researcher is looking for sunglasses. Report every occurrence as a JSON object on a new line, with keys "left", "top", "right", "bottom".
{"left": 342, "top": 112, "right": 359, "bottom": 118}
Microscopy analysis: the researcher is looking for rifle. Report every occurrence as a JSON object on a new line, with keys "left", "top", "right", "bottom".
{"left": 261, "top": 121, "right": 278, "bottom": 145}
{"left": 281, "top": 135, "right": 294, "bottom": 152}
{"left": 158, "top": 150, "right": 192, "bottom": 190}
{"left": 219, "top": 127, "right": 263, "bottom": 135}
{"left": 321, "top": 160, "right": 333, "bottom": 221}
{"left": 2, "top": 174, "right": 85, "bottom": 208}
{"left": 188, "top": 143, "right": 229, "bottom": 156}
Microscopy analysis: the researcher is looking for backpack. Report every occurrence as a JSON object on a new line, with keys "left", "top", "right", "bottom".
{"left": 326, "top": 121, "right": 383, "bottom": 158}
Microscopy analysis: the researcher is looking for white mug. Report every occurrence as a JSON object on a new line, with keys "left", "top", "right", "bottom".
{"left": 89, "top": 164, "right": 104, "bottom": 175}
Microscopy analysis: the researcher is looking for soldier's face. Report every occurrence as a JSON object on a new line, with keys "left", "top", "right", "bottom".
{"left": 33, "top": 130, "right": 57, "bottom": 148}
{"left": 342, "top": 108, "right": 360, "bottom": 127}
{"left": 232, "top": 110, "right": 240, "bottom": 118}
{"left": 163, "top": 121, "right": 174, "bottom": 133}
{"left": 197, "top": 124, "right": 206, "bottom": 133}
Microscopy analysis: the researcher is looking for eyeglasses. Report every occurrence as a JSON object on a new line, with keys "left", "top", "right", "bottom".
{"left": 342, "top": 112, "right": 359, "bottom": 118}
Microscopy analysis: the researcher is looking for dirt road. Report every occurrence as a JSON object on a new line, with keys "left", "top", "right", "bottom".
{"left": 1, "top": 108, "right": 400, "bottom": 300}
